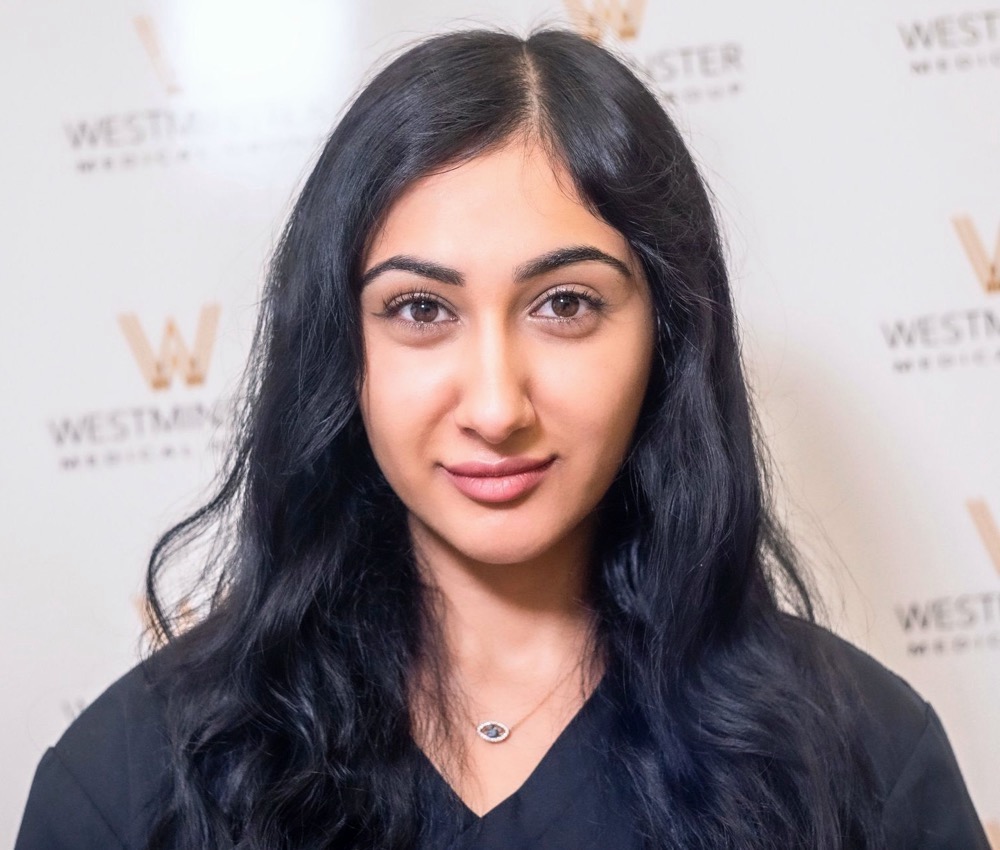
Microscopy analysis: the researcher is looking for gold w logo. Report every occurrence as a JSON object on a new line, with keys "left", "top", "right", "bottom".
{"left": 118, "top": 304, "right": 221, "bottom": 390}
{"left": 133, "top": 15, "right": 182, "bottom": 96}
{"left": 564, "top": 0, "right": 647, "bottom": 42}
{"left": 952, "top": 216, "right": 1000, "bottom": 294}
{"left": 967, "top": 499, "right": 1000, "bottom": 578}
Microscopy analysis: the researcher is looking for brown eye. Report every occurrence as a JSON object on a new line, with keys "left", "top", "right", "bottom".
{"left": 550, "top": 294, "right": 580, "bottom": 318}
{"left": 408, "top": 300, "right": 440, "bottom": 322}
{"left": 533, "top": 289, "right": 605, "bottom": 323}
{"left": 380, "top": 293, "right": 455, "bottom": 327}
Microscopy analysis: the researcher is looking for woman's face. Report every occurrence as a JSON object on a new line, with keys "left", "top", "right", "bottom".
{"left": 358, "top": 140, "right": 655, "bottom": 567}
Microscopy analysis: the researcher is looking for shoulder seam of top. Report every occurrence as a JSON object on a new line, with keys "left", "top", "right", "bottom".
{"left": 48, "top": 746, "right": 129, "bottom": 849}
{"left": 878, "top": 699, "right": 933, "bottom": 819}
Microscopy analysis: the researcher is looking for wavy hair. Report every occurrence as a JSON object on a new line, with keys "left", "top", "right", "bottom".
{"left": 144, "top": 27, "right": 883, "bottom": 850}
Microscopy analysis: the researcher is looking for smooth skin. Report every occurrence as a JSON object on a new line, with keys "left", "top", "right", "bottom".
{"left": 358, "top": 138, "right": 656, "bottom": 816}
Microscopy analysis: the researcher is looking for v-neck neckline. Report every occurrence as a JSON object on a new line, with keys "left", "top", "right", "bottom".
{"left": 414, "top": 671, "right": 611, "bottom": 827}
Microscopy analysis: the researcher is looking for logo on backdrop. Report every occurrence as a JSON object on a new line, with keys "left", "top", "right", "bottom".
{"left": 119, "top": 304, "right": 221, "bottom": 390}
{"left": 63, "top": 15, "right": 329, "bottom": 174}
{"left": 953, "top": 216, "right": 1000, "bottom": 294}
{"left": 880, "top": 215, "right": 1000, "bottom": 373}
{"left": 898, "top": 9, "right": 1000, "bottom": 76}
{"left": 564, "top": 0, "right": 647, "bottom": 41}
{"left": 968, "top": 498, "right": 1000, "bottom": 577}
{"left": 46, "top": 304, "right": 229, "bottom": 471}
{"left": 895, "top": 500, "right": 1000, "bottom": 657}
{"left": 135, "top": 594, "right": 197, "bottom": 642}
{"left": 134, "top": 15, "right": 182, "bottom": 96}
{"left": 562, "top": 1, "right": 745, "bottom": 105}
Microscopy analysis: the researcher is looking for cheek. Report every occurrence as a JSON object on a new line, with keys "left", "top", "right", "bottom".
{"left": 359, "top": 340, "right": 455, "bottom": 470}
{"left": 534, "top": 335, "right": 651, "bottom": 443}
{"left": 530, "top": 337, "right": 652, "bottom": 506}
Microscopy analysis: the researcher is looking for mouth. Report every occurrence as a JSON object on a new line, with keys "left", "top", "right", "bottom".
{"left": 441, "top": 456, "right": 556, "bottom": 504}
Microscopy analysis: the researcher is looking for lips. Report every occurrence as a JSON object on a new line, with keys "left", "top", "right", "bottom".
{"left": 442, "top": 456, "right": 556, "bottom": 503}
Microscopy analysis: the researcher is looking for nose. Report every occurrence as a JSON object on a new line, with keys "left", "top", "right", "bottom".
{"left": 453, "top": 322, "right": 535, "bottom": 445}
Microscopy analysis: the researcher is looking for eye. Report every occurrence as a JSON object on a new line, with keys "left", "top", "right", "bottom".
{"left": 381, "top": 293, "right": 455, "bottom": 325}
{"left": 400, "top": 298, "right": 446, "bottom": 323}
{"left": 532, "top": 288, "right": 606, "bottom": 321}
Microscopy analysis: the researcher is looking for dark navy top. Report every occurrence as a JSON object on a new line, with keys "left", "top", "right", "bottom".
{"left": 14, "top": 625, "right": 991, "bottom": 849}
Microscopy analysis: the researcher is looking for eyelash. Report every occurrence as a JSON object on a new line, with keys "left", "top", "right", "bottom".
{"left": 378, "top": 289, "right": 443, "bottom": 321}
{"left": 534, "top": 286, "right": 608, "bottom": 320}
{"left": 378, "top": 287, "right": 608, "bottom": 327}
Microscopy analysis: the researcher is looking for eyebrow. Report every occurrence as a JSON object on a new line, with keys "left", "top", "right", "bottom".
{"left": 359, "top": 245, "right": 632, "bottom": 288}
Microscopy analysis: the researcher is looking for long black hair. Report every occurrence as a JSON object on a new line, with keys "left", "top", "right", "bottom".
{"left": 144, "top": 27, "right": 883, "bottom": 850}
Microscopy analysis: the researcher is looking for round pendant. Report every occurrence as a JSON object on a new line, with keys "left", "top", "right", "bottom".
{"left": 476, "top": 720, "right": 510, "bottom": 743}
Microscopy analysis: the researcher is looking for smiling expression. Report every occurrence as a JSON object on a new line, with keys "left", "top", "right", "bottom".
{"left": 358, "top": 140, "right": 656, "bottom": 567}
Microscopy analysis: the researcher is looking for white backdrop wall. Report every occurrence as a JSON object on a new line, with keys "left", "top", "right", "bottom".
{"left": 2, "top": 1, "right": 997, "bottom": 844}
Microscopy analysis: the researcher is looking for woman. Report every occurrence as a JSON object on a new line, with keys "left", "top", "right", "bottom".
{"left": 16, "top": 27, "right": 989, "bottom": 850}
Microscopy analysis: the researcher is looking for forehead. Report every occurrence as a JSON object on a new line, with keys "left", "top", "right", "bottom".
{"left": 363, "top": 141, "right": 632, "bottom": 270}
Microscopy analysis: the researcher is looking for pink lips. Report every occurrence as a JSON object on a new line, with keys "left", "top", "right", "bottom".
{"left": 442, "top": 456, "right": 556, "bottom": 504}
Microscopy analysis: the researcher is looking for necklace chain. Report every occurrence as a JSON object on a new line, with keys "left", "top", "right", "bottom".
{"left": 463, "top": 653, "right": 588, "bottom": 743}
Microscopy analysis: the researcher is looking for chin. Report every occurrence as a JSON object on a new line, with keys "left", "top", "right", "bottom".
{"left": 459, "top": 542, "right": 554, "bottom": 567}
{"left": 408, "top": 502, "right": 592, "bottom": 568}
{"left": 443, "top": 517, "right": 580, "bottom": 567}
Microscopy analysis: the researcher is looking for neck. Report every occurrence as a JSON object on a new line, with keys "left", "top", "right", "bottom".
{"left": 409, "top": 514, "right": 600, "bottom": 688}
